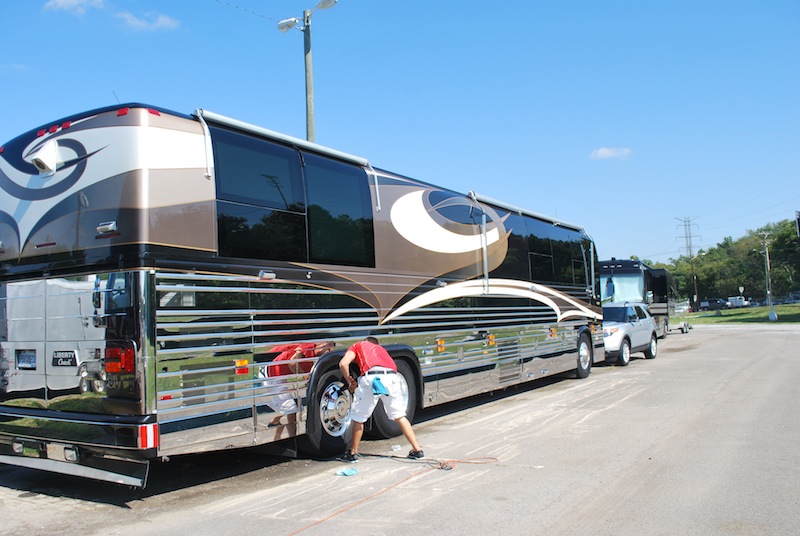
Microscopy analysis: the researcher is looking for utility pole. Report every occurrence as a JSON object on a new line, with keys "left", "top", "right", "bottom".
{"left": 761, "top": 232, "right": 778, "bottom": 321}
{"left": 676, "top": 217, "right": 701, "bottom": 311}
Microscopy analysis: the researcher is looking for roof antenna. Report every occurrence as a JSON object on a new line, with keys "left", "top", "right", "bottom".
{"left": 112, "top": 91, "right": 121, "bottom": 104}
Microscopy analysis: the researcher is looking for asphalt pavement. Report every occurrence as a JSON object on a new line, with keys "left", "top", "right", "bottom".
{"left": 1, "top": 324, "right": 798, "bottom": 536}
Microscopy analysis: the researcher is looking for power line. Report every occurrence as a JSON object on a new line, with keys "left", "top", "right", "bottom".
{"left": 701, "top": 194, "right": 800, "bottom": 232}
{"left": 214, "top": 0, "right": 276, "bottom": 22}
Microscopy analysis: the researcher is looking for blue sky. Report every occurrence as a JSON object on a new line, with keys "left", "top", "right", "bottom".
{"left": 2, "top": 0, "right": 798, "bottom": 263}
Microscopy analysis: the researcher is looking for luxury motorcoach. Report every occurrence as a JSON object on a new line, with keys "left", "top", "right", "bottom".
{"left": 0, "top": 104, "right": 603, "bottom": 486}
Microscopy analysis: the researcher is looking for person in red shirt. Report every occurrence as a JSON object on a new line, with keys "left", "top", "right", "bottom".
{"left": 338, "top": 336, "right": 423, "bottom": 462}
{"left": 261, "top": 341, "right": 332, "bottom": 434}
{"left": 266, "top": 343, "right": 316, "bottom": 378}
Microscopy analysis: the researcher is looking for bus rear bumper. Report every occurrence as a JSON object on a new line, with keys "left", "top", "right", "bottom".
{"left": 0, "top": 406, "right": 156, "bottom": 487}
{"left": 0, "top": 449, "right": 149, "bottom": 487}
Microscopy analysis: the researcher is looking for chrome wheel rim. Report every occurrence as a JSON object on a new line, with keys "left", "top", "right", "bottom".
{"left": 318, "top": 381, "right": 352, "bottom": 438}
{"left": 579, "top": 341, "right": 591, "bottom": 369}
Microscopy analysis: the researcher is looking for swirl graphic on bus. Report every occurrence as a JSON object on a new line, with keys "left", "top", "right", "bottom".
{"left": 0, "top": 136, "right": 101, "bottom": 201}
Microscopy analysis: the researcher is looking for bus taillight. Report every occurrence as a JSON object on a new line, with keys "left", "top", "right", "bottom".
{"left": 105, "top": 347, "right": 135, "bottom": 373}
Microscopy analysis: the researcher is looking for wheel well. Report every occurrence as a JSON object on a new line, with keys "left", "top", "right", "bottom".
{"left": 576, "top": 327, "right": 595, "bottom": 357}
{"left": 308, "top": 345, "right": 423, "bottom": 411}
{"left": 306, "top": 350, "right": 347, "bottom": 401}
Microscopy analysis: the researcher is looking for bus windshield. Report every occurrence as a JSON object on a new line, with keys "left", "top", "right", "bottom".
{"left": 601, "top": 274, "right": 643, "bottom": 303}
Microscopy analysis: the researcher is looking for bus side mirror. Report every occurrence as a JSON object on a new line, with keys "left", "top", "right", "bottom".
{"left": 646, "top": 291, "right": 654, "bottom": 304}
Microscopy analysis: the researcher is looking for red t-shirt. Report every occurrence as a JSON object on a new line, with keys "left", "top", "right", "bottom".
{"left": 349, "top": 340, "right": 397, "bottom": 374}
{"left": 267, "top": 343, "right": 315, "bottom": 377}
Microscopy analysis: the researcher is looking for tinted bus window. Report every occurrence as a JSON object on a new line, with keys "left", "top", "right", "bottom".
{"left": 528, "top": 219, "right": 555, "bottom": 283}
{"left": 217, "top": 201, "right": 307, "bottom": 261}
{"left": 210, "top": 127, "right": 304, "bottom": 211}
{"left": 210, "top": 127, "right": 307, "bottom": 261}
{"left": 303, "top": 153, "right": 375, "bottom": 267}
{"left": 572, "top": 240, "right": 588, "bottom": 286}
{"left": 492, "top": 212, "right": 531, "bottom": 280}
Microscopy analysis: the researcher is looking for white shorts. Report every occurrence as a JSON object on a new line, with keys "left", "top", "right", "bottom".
{"left": 271, "top": 391, "right": 299, "bottom": 415}
{"left": 349, "top": 368, "right": 408, "bottom": 423}
{"left": 258, "top": 371, "right": 299, "bottom": 415}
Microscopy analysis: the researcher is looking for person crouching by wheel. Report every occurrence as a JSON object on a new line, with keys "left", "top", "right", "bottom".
{"left": 338, "top": 336, "right": 424, "bottom": 462}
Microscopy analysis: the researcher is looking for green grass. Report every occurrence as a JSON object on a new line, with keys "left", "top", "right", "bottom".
{"left": 678, "top": 303, "right": 800, "bottom": 324}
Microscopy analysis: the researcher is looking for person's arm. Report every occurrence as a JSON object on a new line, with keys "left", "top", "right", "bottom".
{"left": 339, "top": 349, "right": 358, "bottom": 392}
{"left": 289, "top": 347, "right": 304, "bottom": 374}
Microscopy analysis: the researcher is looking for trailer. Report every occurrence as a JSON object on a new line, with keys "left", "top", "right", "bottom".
{"left": 727, "top": 296, "right": 749, "bottom": 308}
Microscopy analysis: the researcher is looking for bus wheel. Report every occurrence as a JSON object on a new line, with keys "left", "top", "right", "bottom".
{"left": 365, "top": 360, "right": 418, "bottom": 439}
{"left": 304, "top": 369, "right": 352, "bottom": 456}
{"left": 617, "top": 339, "right": 631, "bottom": 367}
{"left": 644, "top": 335, "right": 658, "bottom": 359}
{"left": 575, "top": 333, "right": 593, "bottom": 379}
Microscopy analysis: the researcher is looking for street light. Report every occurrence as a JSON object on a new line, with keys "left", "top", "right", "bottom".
{"left": 277, "top": 0, "right": 339, "bottom": 143}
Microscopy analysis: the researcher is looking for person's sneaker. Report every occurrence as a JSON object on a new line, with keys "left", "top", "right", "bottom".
{"left": 407, "top": 449, "right": 425, "bottom": 459}
{"left": 340, "top": 451, "right": 359, "bottom": 463}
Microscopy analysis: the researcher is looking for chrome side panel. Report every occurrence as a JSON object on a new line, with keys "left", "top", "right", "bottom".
{"left": 151, "top": 271, "right": 366, "bottom": 456}
{"left": 148, "top": 271, "right": 603, "bottom": 456}
{"left": 419, "top": 321, "right": 600, "bottom": 406}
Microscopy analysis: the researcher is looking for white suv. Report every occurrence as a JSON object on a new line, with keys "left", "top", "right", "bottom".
{"left": 602, "top": 302, "right": 658, "bottom": 366}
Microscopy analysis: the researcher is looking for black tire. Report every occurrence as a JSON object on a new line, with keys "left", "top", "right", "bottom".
{"left": 302, "top": 368, "right": 353, "bottom": 456}
{"left": 644, "top": 334, "right": 658, "bottom": 359}
{"left": 617, "top": 338, "right": 631, "bottom": 367}
{"left": 575, "top": 333, "right": 593, "bottom": 379}
{"left": 365, "top": 360, "right": 418, "bottom": 439}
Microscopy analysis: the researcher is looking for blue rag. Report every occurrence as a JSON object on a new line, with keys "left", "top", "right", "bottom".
{"left": 336, "top": 468, "right": 358, "bottom": 476}
{"left": 371, "top": 377, "right": 390, "bottom": 395}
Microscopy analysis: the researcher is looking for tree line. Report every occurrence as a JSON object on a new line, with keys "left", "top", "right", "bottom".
{"left": 643, "top": 218, "right": 799, "bottom": 306}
